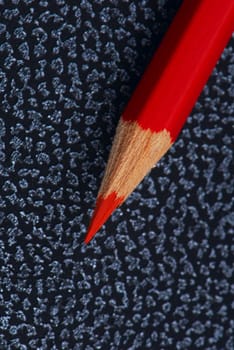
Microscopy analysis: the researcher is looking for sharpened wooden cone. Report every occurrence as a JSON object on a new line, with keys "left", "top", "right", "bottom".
{"left": 85, "top": 121, "right": 172, "bottom": 243}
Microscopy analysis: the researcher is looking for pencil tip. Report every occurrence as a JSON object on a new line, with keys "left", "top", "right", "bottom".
{"left": 84, "top": 192, "right": 124, "bottom": 243}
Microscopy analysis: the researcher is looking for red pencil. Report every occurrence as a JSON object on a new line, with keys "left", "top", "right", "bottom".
{"left": 85, "top": 0, "right": 234, "bottom": 243}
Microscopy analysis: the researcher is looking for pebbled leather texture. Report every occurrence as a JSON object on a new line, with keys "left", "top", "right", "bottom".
{"left": 0, "top": 1, "right": 233, "bottom": 349}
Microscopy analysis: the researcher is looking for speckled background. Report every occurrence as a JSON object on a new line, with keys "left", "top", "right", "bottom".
{"left": 0, "top": 1, "right": 233, "bottom": 349}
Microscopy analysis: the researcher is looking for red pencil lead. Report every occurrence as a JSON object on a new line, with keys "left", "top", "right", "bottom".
{"left": 84, "top": 192, "right": 124, "bottom": 243}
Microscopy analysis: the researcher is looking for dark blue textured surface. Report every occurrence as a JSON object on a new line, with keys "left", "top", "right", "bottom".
{"left": 0, "top": 1, "right": 233, "bottom": 349}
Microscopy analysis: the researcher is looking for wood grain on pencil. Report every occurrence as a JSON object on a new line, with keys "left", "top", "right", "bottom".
{"left": 85, "top": 0, "right": 234, "bottom": 243}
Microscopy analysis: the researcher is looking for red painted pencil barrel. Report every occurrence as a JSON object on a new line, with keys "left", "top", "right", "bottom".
{"left": 122, "top": 0, "right": 234, "bottom": 141}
